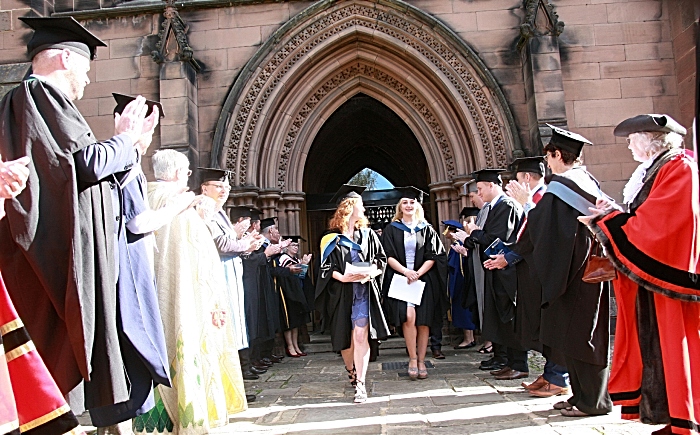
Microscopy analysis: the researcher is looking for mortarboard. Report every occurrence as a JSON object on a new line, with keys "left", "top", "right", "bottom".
{"left": 20, "top": 17, "right": 106, "bottom": 61}
{"left": 260, "top": 217, "right": 277, "bottom": 232}
{"left": 441, "top": 220, "right": 464, "bottom": 231}
{"left": 250, "top": 208, "right": 262, "bottom": 222}
{"left": 547, "top": 124, "right": 592, "bottom": 156}
{"left": 509, "top": 156, "right": 545, "bottom": 176}
{"left": 613, "top": 114, "right": 687, "bottom": 137}
{"left": 230, "top": 206, "right": 252, "bottom": 221}
{"left": 330, "top": 184, "right": 366, "bottom": 206}
{"left": 471, "top": 168, "right": 504, "bottom": 185}
{"left": 459, "top": 207, "right": 480, "bottom": 218}
{"left": 284, "top": 235, "right": 305, "bottom": 243}
{"left": 113, "top": 93, "right": 164, "bottom": 118}
{"left": 199, "top": 167, "right": 231, "bottom": 184}
{"left": 396, "top": 186, "right": 426, "bottom": 203}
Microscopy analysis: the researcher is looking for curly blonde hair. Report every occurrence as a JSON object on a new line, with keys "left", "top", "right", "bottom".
{"left": 391, "top": 199, "right": 426, "bottom": 223}
{"left": 329, "top": 197, "right": 368, "bottom": 233}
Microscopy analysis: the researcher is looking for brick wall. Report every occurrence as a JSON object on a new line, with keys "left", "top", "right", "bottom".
{"left": 0, "top": 0, "right": 694, "bottom": 198}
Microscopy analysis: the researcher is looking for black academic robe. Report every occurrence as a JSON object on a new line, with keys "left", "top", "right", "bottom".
{"left": 518, "top": 169, "right": 610, "bottom": 367}
{"left": 467, "top": 195, "right": 523, "bottom": 350}
{"left": 315, "top": 228, "right": 390, "bottom": 352}
{"left": 241, "top": 249, "right": 277, "bottom": 345}
{"left": 0, "top": 78, "right": 136, "bottom": 407}
{"left": 381, "top": 223, "right": 448, "bottom": 328}
{"left": 270, "top": 253, "right": 309, "bottom": 331}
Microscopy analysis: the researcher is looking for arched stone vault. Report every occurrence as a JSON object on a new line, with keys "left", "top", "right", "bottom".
{"left": 212, "top": 0, "right": 521, "bottom": 234}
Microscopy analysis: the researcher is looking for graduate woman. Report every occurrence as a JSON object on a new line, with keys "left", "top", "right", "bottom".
{"left": 382, "top": 188, "right": 447, "bottom": 380}
{"left": 315, "top": 185, "right": 390, "bottom": 403}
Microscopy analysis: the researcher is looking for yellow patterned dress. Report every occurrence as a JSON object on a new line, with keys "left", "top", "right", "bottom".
{"left": 134, "top": 182, "right": 247, "bottom": 434}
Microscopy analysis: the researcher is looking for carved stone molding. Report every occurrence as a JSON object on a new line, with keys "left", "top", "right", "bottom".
{"left": 219, "top": 0, "right": 518, "bottom": 187}
{"left": 152, "top": 0, "right": 201, "bottom": 71}
{"left": 518, "top": 0, "right": 565, "bottom": 49}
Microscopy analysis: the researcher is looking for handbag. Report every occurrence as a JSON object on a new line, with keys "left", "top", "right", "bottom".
{"left": 582, "top": 238, "right": 617, "bottom": 283}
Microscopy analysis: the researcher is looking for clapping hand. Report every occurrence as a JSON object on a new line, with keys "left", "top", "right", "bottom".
{"left": 505, "top": 180, "right": 531, "bottom": 206}
{"left": 453, "top": 229, "right": 468, "bottom": 242}
{"left": 114, "top": 96, "right": 149, "bottom": 144}
{"left": 451, "top": 244, "right": 468, "bottom": 256}
{"left": 0, "top": 156, "right": 30, "bottom": 199}
{"left": 301, "top": 253, "right": 312, "bottom": 264}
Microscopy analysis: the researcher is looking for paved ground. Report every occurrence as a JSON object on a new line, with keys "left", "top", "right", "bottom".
{"left": 216, "top": 337, "right": 662, "bottom": 435}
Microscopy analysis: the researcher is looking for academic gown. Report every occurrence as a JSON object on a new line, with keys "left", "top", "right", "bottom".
{"left": 467, "top": 196, "right": 523, "bottom": 350}
{"left": 447, "top": 243, "right": 475, "bottom": 330}
{"left": 591, "top": 149, "right": 700, "bottom": 434}
{"left": 315, "top": 228, "right": 390, "bottom": 352}
{"left": 276, "top": 254, "right": 312, "bottom": 330}
{"left": 88, "top": 171, "right": 171, "bottom": 426}
{"left": 0, "top": 78, "right": 137, "bottom": 407}
{"left": 381, "top": 222, "right": 448, "bottom": 329}
{"left": 519, "top": 167, "right": 611, "bottom": 415}
{"left": 241, "top": 247, "right": 278, "bottom": 346}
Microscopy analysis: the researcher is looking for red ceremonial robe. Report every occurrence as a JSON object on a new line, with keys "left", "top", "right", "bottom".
{"left": 591, "top": 150, "right": 700, "bottom": 435}
{"left": 0, "top": 271, "right": 81, "bottom": 435}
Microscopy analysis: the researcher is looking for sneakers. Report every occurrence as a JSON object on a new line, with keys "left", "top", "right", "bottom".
{"left": 354, "top": 380, "right": 367, "bottom": 403}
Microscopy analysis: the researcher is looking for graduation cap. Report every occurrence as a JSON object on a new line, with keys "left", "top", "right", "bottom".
{"left": 613, "top": 114, "right": 687, "bottom": 137}
{"left": 330, "top": 184, "right": 366, "bottom": 206}
{"left": 370, "top": 222, "right": 385, "bottom": 231}
{"left": 198, "top": 167, "right": 231, "bottom": 184}
{"left": 396, "top": 186, "right": 426, "bottom": 203}
{"left": 284, "top": 235, "right": 305, "bottom": 243}
{"left": 547, "top": 124, "right": 592, "bottom": 156}
{"left": 463, "top": 180, "right": 478, "bottom": 194}
{"left": 20, "top": 17, "right": 106, "bottom": 61}
{"left": 250, "top": 208, "right": 262, "bottom": 222}
{"left": 459, "top": 207, "right": 480, "bottom": 218}
{"left": 260, "top": 217, "right": 277, "bottom": 232}
{"left": 470, "top": 169, "right": 504, "bottom": 185}
{"left": 509, "top": 156, "right": 545, "bottom": 176}
{"left": 113, "top": 93, "right": 164, "bottom": 118}
{"left": 441, "top": 220, "right": 463, "bottom": 232}
{"left": 230, "top": 206, "right": 252, "bottom": 221}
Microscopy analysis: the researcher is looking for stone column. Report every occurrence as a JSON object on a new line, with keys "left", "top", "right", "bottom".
{"left": 281, "top": 192, "right": 305, "bottom": 238}
{"left": 518, "top": 0, "right": 567, "bottom": 152}
{"left": 451, "top": 175, "right": 472, "bottom": 217}
{"left": 159, "top": 62, "right": 199, "bottom": 188}
{"left": 429, "top": 180, "right": 454, "bottom": 227}
{"left": 258, "top": 189, "right": 282, "bottom": 221}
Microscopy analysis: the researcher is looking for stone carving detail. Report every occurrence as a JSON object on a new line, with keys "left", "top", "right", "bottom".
{"left": 276, "top": 62, "right": 455, "bottom": 189}
{"left": 226, "top": 3, "right": 509, "bottom": 184}
{"left": 518, "top": 0, "right": 565, "bottom": 49}
{"left": 152, "top": 0, "right": 201, "bottom": 71}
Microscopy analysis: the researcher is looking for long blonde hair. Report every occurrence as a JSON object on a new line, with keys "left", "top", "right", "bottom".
{"left": 392, "top": 199, "right": 426, "bottom": 223}
{"left": 329, "top": 197, "right": 368, "bottom": 233}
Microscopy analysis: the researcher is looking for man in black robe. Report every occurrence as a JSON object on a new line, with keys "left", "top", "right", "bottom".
{"left": 458, "top": 169, "right": 526, "bottom": 380}
{"left": 515, "top": 126, "right": 612, "bottom": 416}
{"left": 0, "top": 17, "right": 158, "bottom": 416}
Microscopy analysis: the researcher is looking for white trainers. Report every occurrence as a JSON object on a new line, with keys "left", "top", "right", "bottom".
{"left": 354, "top": 380, "right": 367, "bottom": 403}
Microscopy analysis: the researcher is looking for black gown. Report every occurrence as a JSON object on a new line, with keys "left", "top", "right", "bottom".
{"left": 315, "top": 228, "right": 390, "bottom": 352}
{"left": 241, "top": 249, "right": 277, "bottom": 346}
{"left": 517, "top": 167, "right": 612, "bottom": 415}
{"left": 381, "top": 222, "right": 448, "bottom": 329}
{"left": 466, "top": 196, "right": 523, "bottom": 350}
{"left": 0, "top": 77, "right": 137, "bottom": 408}
{"left": 272, "top": 253, "right": 311, "bottom": 330}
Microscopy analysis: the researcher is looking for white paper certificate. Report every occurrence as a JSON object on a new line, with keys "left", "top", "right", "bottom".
{"left": 387, "top": 274, "right": 425, "bottom": 305}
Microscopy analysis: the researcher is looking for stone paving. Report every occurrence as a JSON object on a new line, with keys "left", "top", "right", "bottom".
{"left": 216, "top": 338, "right": 662, "bottom": 435}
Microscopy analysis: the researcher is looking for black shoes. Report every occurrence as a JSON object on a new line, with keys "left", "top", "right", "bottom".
{"left": 242, "top": 370, "right": 259, "bottom": 380}
{"left": 250, "top": 365, "right": 267, "bottom": 374}
{"left": 246, "top": 394, "right": 256, "bottom": 403}
{"left": 479, "top": 358, "right": 506, "bottom": 371}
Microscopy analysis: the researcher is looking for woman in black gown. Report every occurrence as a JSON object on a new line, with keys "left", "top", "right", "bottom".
{"left": 382, "top": 190, "right": 447, "bottom": 380}
{"left": 315, "top": 185, "right": 390, "bottom": 403}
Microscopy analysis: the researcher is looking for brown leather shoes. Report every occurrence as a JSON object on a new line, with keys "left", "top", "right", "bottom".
{"left": 522, "top": 375, "right": 546, "bottom": 390}
{"left": 490, "top": 366, "right": 511, "bottom": 376}
{"left": 530, "top": 383, "right": 569, "bottom": 397}
{"left": 494, "top": 369, "right": 529, "bottom": 380}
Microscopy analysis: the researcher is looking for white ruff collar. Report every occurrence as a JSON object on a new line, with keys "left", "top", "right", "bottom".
{"left": 623, "top": 157, "right": 656, "bottom": 205}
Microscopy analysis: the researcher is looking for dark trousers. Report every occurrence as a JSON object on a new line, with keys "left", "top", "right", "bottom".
{"left": 251, "top": 338, "right": 274, "bottom": 361}
{"left": 493, "top": 342, "right": 528, "bottom": 372}
{"left": 565, "top": 355, "right": 613, "bottom": 415}
{"left": 238, "top": 348, "right": 251, "bottom": 371}
{"left": 429, "top": 317, "right": 443, "bottom": 351}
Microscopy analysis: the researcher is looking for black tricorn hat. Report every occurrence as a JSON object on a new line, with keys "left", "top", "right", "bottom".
{"left": 113, "top": 93, "right": 164, "bottom": 118}
{"left": 547, "top": 124, "right": 592, "bottom": 156}
{"left": 396, "top": 186, "right": 426, "bottom": 203}
{"left": 459, "top": 207, "right": 480, "bottom": 218}
{"left": 613, "top": 114, "right": 687, "bottom": 137}
{"left": 230, "top": 206, "right": 253, "bottom": 221}
{"left": 20, "top": 17, "right": 106, "bottom": 60}
{"left": 199, "top": 167, "right": 231, "bottom": 184}
{"left": 331, "top": 184, "right": 366, "bottom": 206}
{"left": 260, "top": 217, "right": 277, "bottom": 231}
{"left": 470, "top": 169, "right": 504, "bottom": 185}
{"left": 509, "top": 156, "right": 545, "bottom": 176}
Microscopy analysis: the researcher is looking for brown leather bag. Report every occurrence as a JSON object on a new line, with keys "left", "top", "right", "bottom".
{"left": 582, "top": 239, "right": 617, "bottom": 283}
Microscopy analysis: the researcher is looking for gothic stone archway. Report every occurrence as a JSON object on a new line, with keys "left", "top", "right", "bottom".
{"left": 212, "top": 0, "right": 521, "bottom": 237}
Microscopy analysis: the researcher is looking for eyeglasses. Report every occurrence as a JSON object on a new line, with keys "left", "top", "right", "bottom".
{"left": 204, "top": 183, "right": 231, "bottom": 191}
{"left": 187, "top": 170, "right": 192, "bottom": 176}
{"left": 625, "top": 138, "right": 632, "bottom": 145}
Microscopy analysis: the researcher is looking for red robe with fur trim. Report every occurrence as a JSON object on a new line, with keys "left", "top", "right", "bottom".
{"left": 591, "top": 149, "right": 700, "bottom": 435}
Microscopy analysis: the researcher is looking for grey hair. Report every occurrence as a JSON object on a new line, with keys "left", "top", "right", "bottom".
{"left": 636, "top": 131, "right": 684, "bottom": 155}
{"left": 152, "top": 149, "right": 190, "bottom": 181}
